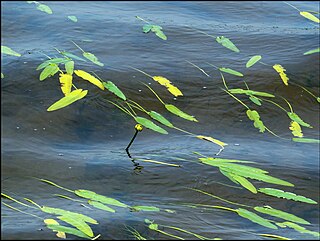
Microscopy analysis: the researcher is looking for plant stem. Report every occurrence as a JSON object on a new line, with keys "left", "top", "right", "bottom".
{"left": 142, "top": 83, "right": 166, "bottom": 105}
{"left": 71, "top": 40, "right": 85, "bottom": 53}
{"left": 128, "top": 66, "right": 153, "bottom": 78}
{"left": 222, "top": 88, "right": 250, "bottom": 110}
{"left": 185, "top": 60, "right": 210, "bottom": 77}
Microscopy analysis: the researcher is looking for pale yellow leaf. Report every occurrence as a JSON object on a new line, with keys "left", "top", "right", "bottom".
{"left": 289, "top": 121, "right": 303, "bottom": 137}
{"left": 59, "top": 73, "right": 72, "bottom": 96}
{"left": 47, "top": 89, "right": 88, "bottom": 112}
{"left": 196, "top": 135, "right": 228, "bottom": 148}
{"left": 300, "top": 11, "right": 320, "bottom": 23}
{"left": 74, "top": 70, "right": 104, "bottom": 90}
{"left": 273, "top": 64, "right": 289, "bottom": 86}
{"left": 152, "top": 75, "right": 183, "bottom": 97}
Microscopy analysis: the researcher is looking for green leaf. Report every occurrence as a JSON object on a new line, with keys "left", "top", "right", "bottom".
{"left": 254, "top": 206, "right": 310, "bottom": 225}
{"left": 246, "top": 110, "right": 266, "bottom": 133}
{"left": 216, "top": 36, "right": 240, "bottom": 52}
{"left": 148, "top": 111, "right": 174, "bottom": 128}
{"left": 154, "top": 29, "right": 167, "bottom": 40}
{"left": 230, "top": 174, "right": 257, "bottom": 193}
{"left": 303, "top": 47, "right": 320, "bottom": 55}
{"left": 39, "top": 64, "right": 59, "bottom": 81}
{"left": 134, "top": 116, "right": 168, "bottom": 134}
{"left": 228, "top": 88, "right": 275, "bottom": 97}
{"left": 36, "top": 3, "right": 53, "bottom": 14}
{"left": 219, "top": 67, "right": 243, "bottom": 77}
{"left": 200, "top": 157, "right": 255, "bottom": 165}
{"left": 65, "top": 61, "right": 74, "bottom": 75}
{"left": 219, "top": 169, "right": 240, "bottom": 184}
{"left": 276, "top": 222, "right": 319, "bottom": 237}
{"left": 300, "top": 11, "right": 320, "bottom": 23}
{"left": 130, "top": 206, "right": 160, "bottom": 212}
{"left": 287, "top": 112, "right": 312, "bottom": 128}
{"left": 1, "top": 46, "right": 21, "bottom": 56}
{"left": 57, "top": 215, "right": 94, "bottom": 237}
{"left": 60, "top": 51, "right": 86, "bottom": 61}
{"left": 246, "top": 55, "right": 262, "bottom": 68}
{"left": 292, "top": 138, "right": 320, "bottom": 144}
{"left": 36, "top": 58, "right": 70, "bottom": 70}
{"left": 47, "top": 89, "right": 88, "bottom": 111}
{"left": 1, "top": 73, "right": 4, "bottom": 79}
{"left": 68, "top": 16, "right": 78, "bottom": 22}
{"left": 88, "top": 200, "right": 115, "bottom": 213}
{"left": 236, "top": 208, "right": 278, "bottom": 229}
{"left": 46, "top": 224, "right": 91, "bottom": 239}
{"left": 83, "top": 52, "right": 104, "bottom": 66}
{"left": 258, "top": 188, "right": 317, "bottom": 204}
{"left": 165, "top": 104, "right": 198, "bottom": 122}
{"left": 249, "top": 96, "right": 262, "bottom": 106}
{"left": 148, "top": 223, "right": 159, "bottom": 231}
{"left": 103, "top": 81, "right": 126, "bottom": 100}
{"left": 74, "top": 189, "right": 128, "bottom": 208}
{"left": 142, "top": 24, "right": 153, "bottom": 33}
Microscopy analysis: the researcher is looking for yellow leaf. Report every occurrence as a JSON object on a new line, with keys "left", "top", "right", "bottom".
{"left": 152, "top": 75, "right": 183, "bottom": 97}
{"left": 196, "top": 135, "right": 228, "bottom": 148}
{"left": 273, "top": 64, "right": 289, "bottom": 86}
{"left": 300, "top": 11, "right": 320, "bottom": 23}
{"left": 59, "top": 73, "right": 72, "bottom": 96}
{"left": 289, "top": 121, "right": 303, "bottom": 137}
{"left": 44, "top": 219, "right": 66, "bottom": 239}
{"left": 167, "top": 84, "right": 183, "bottom": 97}
{"left": 153, "top": 76, "right": 171, "bottom": 85}
{"left": 74, "top": 70, "right": 104, "bottom": 90}
{"left": 47, "top": 89, "right": 88, "bottom": 112}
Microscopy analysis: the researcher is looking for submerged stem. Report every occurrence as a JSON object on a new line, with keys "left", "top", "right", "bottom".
{"left": 142, "top": 82, "right": 166, "bottom": 105}
{"left": 260, "top": 98, "right": 288, "bottom": 113}
{"left": 107, "top": 100, "right": 135, "bottom": 118}
{"left": 128, "top": 66, "right": 153, "bottom": 78}
{"left": 185, "top": 60, "right": 210, "bottom": 77}
{"left": 220, "top": 72, "right": 229, "bottom": 90}
{"left": 283, "top": 1, "right": 301, "bottom": 12}
{"left": 71, "top": 40, "right": 85, "bottom": 53}
{"left": 280, "top": 96, "right": 294, "bottom": 113}
{"left": 222, "top": 88, "right": 250, "bottom": 110}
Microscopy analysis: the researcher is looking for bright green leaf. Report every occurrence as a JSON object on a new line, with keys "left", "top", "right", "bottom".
{"left": 1, "top": 46, "right": 21, "bottom": 57}
{"left": 65, "top": 61, "right": 74, "bottom": 75}
{"left": 216, "top": 36, "right": 240, "bottom": 52}
{"left": 165, "top": 104, "right": 198, "bottom": 122}
{"left": 148, "top": 111, "right": 174, "bottom": 127}
{"left": 88, "top": 200, "right": 115, "bottom": 213}
{"left": 40, "top": 64, "right": 59, "bottom": 81}
{"left": 36, "top": 3, "right": 53, "bottom": 14}
{"left": 134, "top": 116, "right": 168, "bottom": 134}
{"left": 287, "top": 112, "right": 312, "bottom": 128}
{"left": 83, "top": 52, "right": 104, "bottom": 66}
{"left": 47, "top": 89, "right": 88, "bottom": 111}
{"left": 230, "top": 174, "right": 257, "bottom": 193}
{"left": 60, "top": 51, "right": 86, "bottom": 61}
{"left": 68, "top": 15, "right": 78, "bottom": 22}
{"left": 46, "top": 224, "right": 90, "bottom": 239}
{"left": 57, "top": 215, "right": 94, "bottom": 238}
{"left": 246, "top": 55, "right": 262, "bottom": 68}
{"left": 304, "top": 47, "right": 320, "bottom": 55}
{"left": 236, "top": 208, "right": 278, "bottom": 229}
{"left": 219, "top": 67, "right": 243, "bottom": 77}
{"left": 142, "top": 24, "right": 153, "bottom": 33}
{"left": 131, "top": 206, "right": 160, "bottom": 212}
{"left": 276, "top": 222, "right": 319, "bottom": 237}
{"left": 249, "top": 96, "right": 262, "bottom": 106}
{"left": 292, "top": 138, "right": 320, "bottom": 143}
{"left": 103, "top": 81, "right": 126, "bottom": 100}
{"left": 1, "top": 73, "right": 4, "bottom": 79}
{"left": 228, "top": 88, "right": 275, "bottom": 97}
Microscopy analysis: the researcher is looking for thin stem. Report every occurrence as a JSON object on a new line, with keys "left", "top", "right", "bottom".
{"left": 72, "top": 84, "right": 78, "bottom": 90}
{"left": 185, "top": 60, "right": 210, "bottom": 77}
{"left": 222, "top": 88, "right": 250, "bottom": 110}
{"left": 192, "top": 152, "right": 208, "bottom": 158}
{"left": 23, "top": 198, "right": 42, "bottom": 209}
{"left": 283, "top": 1, "right": 301, "bottom": 12}
{"left": 2, "top": 202, "right": 43, "bottom": 220}
{"left": 295, "top": 83, "right": 318, "bottom": 99}
{"left": 128, "top": 66, "right": 153, "bottom": 78}
{"left": 128, "top": 100, "right": 148, "bottom": 114}
{"left": 71, "top": 40, "right": 85, "bottom": 53}
{"left": 172, "top": 126, "right": 195, "bottom": 136}
{"left": 260, "top": 98, "right": 288, "bottom": 113}
{"left": 259, "top": 61, "right": 271, "bottom": 66}
{"left": 220, "top": 72, "right": 229, "bottom": 90}
{"left": 243, "top": 80, "right": 250, "bottom": 90}
{"left": 142, "top": 82, "right": 166, "bottom": 105}
{"left": 135, "top": 16, "right": 150, "bottom": 24}
{"left": 265, "top": 126, "right": 289, "bottom": 140}
{"left": 34, "top": 178, "right": 74, "bottom": 193}
{"left": 206, "top": 62, "right": 219, "bottom": 70}
{"left": 195, "top": 29, "right": 216, "bottom": 39}
{"left": 1, "top": 193, "right": 36, "bottom": 209}
{"left": 155, "top": 230, "right": 185, "bottom": 240}
{"left": 107, "top": 100, "right": 135, "bottom": 118}
{"left": 280, "top": 96, "right": 294, "bottom": 113}
{"left": 162, "top": 225, "right": 210, "bottom": 240}
{"left": 126, "top": 102, "right": 137, "bottom": 116}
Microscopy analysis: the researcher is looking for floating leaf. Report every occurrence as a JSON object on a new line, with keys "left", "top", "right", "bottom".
{"left": 230, "top": 174, "right": 257, "bottom": 193}
{"left": 220, "top": 169, "right": 240, "bottom": 184}
{"left": 83, "top": 52, "right": 104, "bottom": 66}
{"left": 1, "top": 73, "right": 4, "bottom": 79}
{"left": 276, "top": 222, "right": 319, "bottom": 237}
{"left": 142, "top": 24, "right": 153, "bottom": 33}
{"left": 88, "top": 200, "right": 115, "bottom": 213}
{"left": 196, "top": 135, "right": 227, "bottom": 148}
{"left": 46, "top": 224, "right": 90, "bottom": 239}
{"left": 103, "top": 81, "right": 126, "bottom": 100}
{"left": 1, "top": 46, "right": 21, "bottom": 56}
{"left": 228, "top": 88, "right": 274, "bottom": 97}
{"left": 216, "top": 36, "right": 240, "bottom": 52}
{"left": 152, "top": 76, "right": 171, "bottom": 85}
{"left": 258, "top": 234, "right": 291, "bottom": 240}
{"left": 68, "top": 15, "right": 78, "bottom": 22}
{"left": 165, "top": 104, "right": 198, "bottom": 122}
{"left": 287, "top": 112, "right": 312, "bottom": 128}
{"left": 304, "top": 47, "right": 320, "bottom": 55}
{"left": 148, "top": 111, "right": 174, "bottom": 127}
{"left": 246, "top": 55, "right": 262, "bottom": 68}
{"left": 258, "top": 188, "right": 317, "bottom": 204}
{"left": 57, "top": 215, "right": 94, "bottom": 238}
{"left": 47, "top": 89, "right": 88, "bottom": 111}
{"left": 273, "top": 64, "right": 289, "bottom": 86}
{"left": 219, "top": 67, "right": 243, "bottom": 77}
{"left": 60, "top": 51, "right": 86, "bottom": 61}
{"left": 36, "top": 3, "right": 53, "bottom": 14}
{"left": 289, "top": 121, "right": 303, "bottom": 137}
{"left": 59, "top": 73, "right": 72, "bottom": 96}
{"left": 292, "top": 138, "right": 320, "bottom": 143}
{"left": 254, "top": 206, "right": 310, "bottom": 225}
{"left": 44, "top": 219, "right": 66, "bottom": 239}
{"left": 236, "top": 208, "right": 278, "bottom": 229}
{"left": 74, "top": 70, "right": 104, "bottom": 90}
{"left": 40, "top": 64, "right": 59, "bottom": 81}
{"left": 249, "top": 96, "right": 262, "bottom": 106}
{"left": 152, "top": 76, "right": 183, "bottom": 97}
{"left": 65, "top": 61, "right": 74, "bottom": 75}
{"left": 200, "top": 157, "right": 256, "bottom": 165}
{"left": 36, "top": 58, "right": 70, "bottom": 70}
{"left": 246, "top": 110, "right": 266, "bottom": 133}
{"left": 134, "top": 116, "right": 168, "bottom": 134}
{"left": 154, "top": 29, "right": 167, "bottom": 40}
{"left": 148, "top": 223, "right": 159, "bottom": 231}
{"left": 300, "top": 11, "right": 320, "bottom": 23}
{"left": 131, "top": 206, "right": 160, "bottom": 212}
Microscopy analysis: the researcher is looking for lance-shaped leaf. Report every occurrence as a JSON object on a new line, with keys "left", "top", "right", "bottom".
{"left": 88, "top": 200, "right": 115, "bottom": 213}
{"left": 246, "top": 110, "right": 266, "bottom": 133}
{"left": 230, "top": 174, "right": 257, "bottom": 193}
{"left": 165, "top": 104, "right": 198, "bottom": 122}
{"left": 304, "top": 47, "right": 320, "bottom": 55}
{"left": 1, "top": 73, "right": 4, "bottom": 79}
{"left": 148, "top": 111, "right": 174, "bottom": 127}
{"left": 196, "top": 135, "right": 227, "bottom": 149}
{"left": 152, "top": 76, "right": 171, "bottom": 85}
{"left": 287, "top": 112, "right": 312, "bottom": 128}
{"left": 40, "top": 64, "right": 59, "bottom": 81}
{"left": 249, "top": 96, "right": 262, "bottom": 106}
{"left": 46, "top": 224, "right": 90, "bottom": 239}
{"left": 276, "top": 222, "right": 319, "bottom": 238}
{"left": 65, "top": 61, "right": 74, "bottom": 75}
{"left": 68, "top": 16, "right": 78, "bottom": 22}
{"left": 1, "top": 46, "right": 21, "bottom": 56}
{"left": 236, "top": 208, "right": 278, "bottom": 229}
{"left": 83, "top": 52, "right": 104, "bottom": 66}
{"left": 292, "top": 138, "right": 320, "bottom": 143}
{"left": 289, "top": 121, "right": 303, "bottom": 137}
{"left": 246, "top": 55, "right": 262, "bottom": 68}
{"left": 216, "top": 36, "right": 240, "bottom": 52}
{"left": 220, "top": 169, "right": 240, "bottom": 184}
{"left": 254, "top": 206, "right": 310, "bottom": 225}
{"left": 199, "top": 157, "right": 256, "bottom": 165}
{"left": 130, "top": 206, "right": 160, "bottom": 212}
{"left": 74, "top": 70, "right": 104, "bottom": 90}
{"left": 273, "top": 64, "right": 289, "bottom": 85}
{"left": 36, "top": 58, "right": 70, "bottom": 70}
{"left": 60, "top": 51, "right": 86, "bottom": 61}
{"left": 219, "top": 67, "right": 243, "bottom": 77}
{"left": 57, "top": 215, "right": 94, "bottom": 238}
{"left": 134, "top": 116, "right": 168, "bottom": 134}
{"left": 258, "top": 188, "right": 317, "bottom": 204}
{"left": 258, "top": 233, "right": 292, "bottom": 240}
{"left": 44, "top": 219, "right": 66, "bottom": 238}
{"left": 300, "top": 11, "right": 320, "bottom": 23}
{"left": 59, "top": 73, "right": 72, "bottom": 96}
{"left": 47, "top": 89, "right": 88, "bottom": 111}
{"left": 229, "top": 88, "right": 275, "bottom": 97}
{"left": 103, "top": 81, "right": 126, "bottom": 100}
{"left": 36, "top": 3, "right": 53, "bottom": 14}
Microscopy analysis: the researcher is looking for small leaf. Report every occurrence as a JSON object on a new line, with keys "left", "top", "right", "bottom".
{"left": 47, "top": 89, "right": 88, "bottom": 111}
{"left": 292, "top": 138, "right": 320, "bottom": 144}
{"left": 103, "top": 81, "right": 126, "bottom": 100}
{"left": 148, "top": 223, "right": 159, "bottom": 231}
{"left": 196, "top": 135, "right": 227, "bottom": 148}
{"left": 88, "top": 200, "right": 115, "bottom": 213}
{"left": 36, "top": 3, "right": 53, "bottom": 14}
{"left": 289, "top": 121, "right": 303, "bottom": 137}
{"left": 61, "top": 51, "right": 86, "bottom": 61}
{"left": 142, "top": 24, "right": 153, "bottom": 33}
{"left": 36, "top": 58, "right": 70, "bottom": 70}
{"left": 1, "top": 46, "right": 21, "bottom": 56}
{"left": 40, "top": 64, "right": 59, "bottom": 81}
{"left": 131, "top": 206, "right": 160, "bottom": 212}
{"left": 68, "top": 15, "right": 78, "bottom": 22}
{"left": 152, "top": 76, "right": 183, "bottom": 97}
{"left": 219, "top": 67, "right": 243, "bottom": 77}
{"left": 230, "top": 174, "right": 257, "bottom": 193}
{"left": 229, "top": 88, "right": 275, "bottom": 97}
{"left": 46, "top": 224, "right": 90, "bottom": 239}
{"left": 258, "top": 188, "right": 317, "bottom": 204}
{"left": 166, "top": 84, "right": 183, "bottom": 97}
{"left": 258, "top": 234, "right": 291, "bottom": 240}
{"left": 74, "top": 70, "right": 104, "bottom": 90}
{"left": 276, "top": 222, "right": 319, "bottom": 237}
{"left": 65, "top": 61, "right": 74, "bottom": 75}
{"left": 152, "top": 76, "right": 171, "bottom": 85}
{"left": 154, "top": 29, "right": 167, "bottom": 40}
{"left": 57, "top": 215, "right": 94, "bottom": 238}
{"left": 1, "top": 73, "right": 4, "bottom": 79}
{"left": 273, "top": 64, "right": 289, "bottom": 86}
{"left": 300, "top": 11, "right": 320, "bottom": 23}
{"left": 59, "top": 73, "right": 73, "bottom": 96}
{"left": 304, "top": 47, "right": 320, "bottom": 55}
{"left": 246, "top": 55, "right": 262, "bottom": 68}
{"left": 148, "top": 111, "right": 174, "bottom": 127}
{"left": 134, "top": 116, "right": 168, "bottom": 134}
{"left": 83, "top": 52, "right": 104, "bottom": 66}
{"left": 287, "top": 112, "right": 312, "bottom": 128}
{"left": 44, "top": 219, "right": 66, "bottom": 239}
{"left": 216, "top": 36, "right": 240, "bottom": 52}
{"left": 246, "top": 110, "right": 266, "bottom": 133}
{"left": 165, "top": 104, "right": 198, "bottom": 122}
{"left": 249, "top": 96, "right": 262, "bottom": 106}
{"left": 236, "top": 208, "right": 278, "bottom": 229}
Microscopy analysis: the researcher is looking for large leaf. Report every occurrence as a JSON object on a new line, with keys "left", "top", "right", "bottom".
{"left": 300, "top": 11, "right": 320, "bottom": 23}
{"left": 219, "top": 169, "right": 240, "bottom": 184}
{"left": 46, "top": 224, "right": 90, "bottom": 239}
{"left": 254, "top": 206, "right": 310, "bottom": 225}
{"left": 134, "top": 116, "right": 168, "bottom": 134}
{"left": 57, "top": 215, "right": 94, "bottom": 238}
{"left": 148, "top": 111, "right": 174, "bottom": 128}
{"left": 258, "top": 188, "right": 317, "bottom": 204}
{"left": 88, "top": 200, "right": 115, "bottom": 213}
{"left": 236, "top": 208, "right": 278, "bottom": 229}
{"left": 304, "top": 47, "right": 320, "bottom": 55}
{"left": 215, "top": 36, "right": 240, "bottom": 52}
{"left": 273, "top": 64, "right": 289, "bottom": 86}
{"left": 103, "top": 81, "right": 126, "bottom": 100}
{"left": 165, "top": 104, "right": 198, "bottom": 122}
{"left": 39, "top": 64, "right": 59, "bottom": 81}
{"left": 59, "top": 73, "right": 73, "bottom": 96}
{"left": 83, "top": 52, "right": 104, "bottom": 66}
{"left": 246, "top": 55, "right": 262, "bottom": 68}
{"left": 74, "top": 70, "right": 104, "bottom": 90}
{"left": 292, "top": 138, "right": 320, "bottom": 144}
{"left": 289, "top": 121, "right": 303, "bottom": 137}
{"left": 287, "top": 112, "right": 312, "bottom": 128}
{"left": 36, "top": 3, "right": 53, "bottom": 14}
{"left": 47, "top": 89, "right": 88, "bottom": 111}
{"left": 196, "top": 135, "right": 227, "bottom": 148}
{"left": 219, "top": 67, "right": 243, "bottom": 77}
{"left": 228, "top": 88, "right": 275, "bottom": 97}
{"left": 1, "top": 46, "right": 21, "bottom": 56}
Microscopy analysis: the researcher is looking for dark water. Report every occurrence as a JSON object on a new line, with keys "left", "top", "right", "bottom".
{"left": 1, "top": 1, "right": 319, "bottom": 240}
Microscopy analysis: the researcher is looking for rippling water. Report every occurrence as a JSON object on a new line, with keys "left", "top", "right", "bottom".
{"left": 1, "top": 1, "right": 319, "bottom": 240}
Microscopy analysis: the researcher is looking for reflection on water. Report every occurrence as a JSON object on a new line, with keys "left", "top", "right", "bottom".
{"left": 1, "top": 1, "right": 319, "bottom": 240}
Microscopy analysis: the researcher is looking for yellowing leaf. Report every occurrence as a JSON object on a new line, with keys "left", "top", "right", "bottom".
{"left": 289, "top": 121, "right": 303, "bottom": 137}
{"left": 59, "top": 73, "right": 72, "bottom": 96}
{"left": 273, "top": 64, "right": 289, "bottom": 85}
{"left": 152, "top": 76, "right": 183, "bottom": 97}
{"left": 47, "top": 89, "right": 88, "bottom": 112}
{"left": 44, "top": 219, "right": 66, "bottom": 239}
{"left": 196, "top": 135, "right": 227, "bottom": 148}
{"left": 300, "top": 11, "right": 320, "bottom": 23}
{"left": 153, "top": 76, "right": 171, "bottom": 85}
{"left": 167, "top": 84, "right": 183, "bottom": 97}
{"left": 74, "top": 70, "right": 104, "bottom": 90}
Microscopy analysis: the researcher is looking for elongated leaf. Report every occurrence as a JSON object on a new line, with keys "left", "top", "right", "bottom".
{"left": 61, "top": 51, "right": 86, "bottom": 61}
{"left": 47, "top": 224, "right": 90, "bottom": 239}
{"left": 292, "top": 138, "right": 320, "bottom": 143}
{"left": 102, "top": 81, "right": 126, "bottom": 100}
{"left": 47, "top": 89, "right": 88, "bottom": 111}
{"left": 152, "top": 76, "right": 183, "bottom": 97}
{"left": 36, "top": 58, "right": 70, "bottom": 70}
{"left": 287, "top": 112, "right": 312, "bottom": 128}
{"left": 65, "top": 61, "right": 74, "bottom": 75}
{"left": 254, "top": 206, "right": 310, "bottom": 225}
{"left": 44, "top": 219, "right": 66, "bottom": 239}
{"left": 131, "top": 206, "right": 160, "bottom": 212}
{"left": 57, "top": 215, "right": 93, "bottom": 238}
{"left": 83, "top": 52, "right": 104, "bottom": 66}
{"left": 36, "top": 3, "right": 53, "bottom": 14}
{"left": 273, "top": 64, "right": 289, "bottom": 85}
{"left": 215, "top": 36, "right": 240, "bottom": 52}
{"left": 246, "top": 55, "right": 262, "bottom": 68}
{"left": 199, "top": 157, "right": 256, "bottom": 165}
{"left": 276, "top": 222, "right": 319, "bottom": 237}
{"left": 152, "top": 76, "right": 171, "bottom": 85}
{"left": 230, "top": 174, "right": 257, "bottom": 193}
{"left": 236, "top": 208, "right": 278, "bottom": 229}
{"left": 1, "top": 46, "right": 21, "bottom": 56}
{"left": 68, "top": 16, "right": 78, "bottom": 22}
{"left": 165, "top": 104, "right": 198, "bottom": 122}
{"left": 148, "top": 111, "right": 174, "bottom": 127}
{"left": 258, "top": 188, "right": 317, "bottom": 204}
{"left": 59, "top": 73, "right": 72, "bottom": 96}
{"left": 249, "top": 96, "right": 262, "bottom": 106}
{"left": 258, "top": 234, "right": 291, "bottom": 240}
{"left": 74, "top": 70, "right": 104, "bottom": 90}
{"left": 220, "top": 169, "right": 240, "bottom": 184}
{"left": 39, "top": 64, "right": 59, "bottom": 81}
{"left": 88, "top": 200, "right": 115, "bottom": 213}
{"left": 74, "top": 189, "right": 128, "bottom": 208}
{"left": 154, "top": 29, "right": 167, "bottom": 40}
{"left": 300, "top": 11, "right": 320, "bottom": 23}
{"left": 196, "top": 135, "right": 227, "bottom": 148}
{"left": 219, "top": 67, "right": 243, "bottom": 77}
{"left": 229, "top": 88, "right": 275, "bottom": 97}
{"left": 304, "top": 47, "right": 320, "bottom": 55}
{"left": 289, "top": 121, "right": 303, "bottom": 137}
{"left": 134, "top": 116, "right": 168, "bottom": 134}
